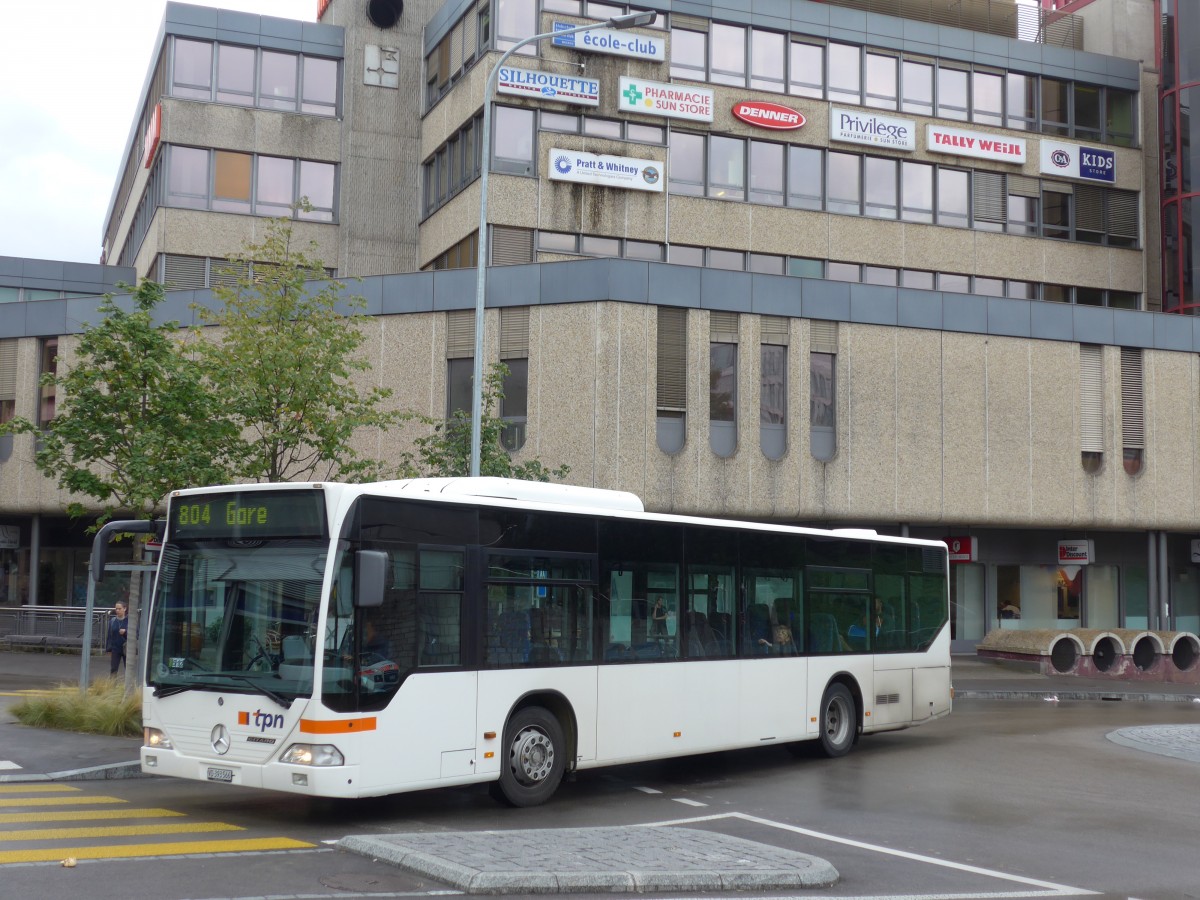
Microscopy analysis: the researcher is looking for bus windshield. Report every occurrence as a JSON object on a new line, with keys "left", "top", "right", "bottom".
{"left": 146, "top": 540, "right": 330, "bottom": 703}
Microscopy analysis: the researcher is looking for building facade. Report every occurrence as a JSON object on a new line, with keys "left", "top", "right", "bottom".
{"left": 6, "top": 0, "right": 1200, "bottom": 649}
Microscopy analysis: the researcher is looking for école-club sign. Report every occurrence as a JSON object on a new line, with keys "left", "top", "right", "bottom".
{"left": 1039, "top": 139, "right": 1116, "bottom": 184}
{"left": 551, "top": 21, "right": 664, "bottom": 61}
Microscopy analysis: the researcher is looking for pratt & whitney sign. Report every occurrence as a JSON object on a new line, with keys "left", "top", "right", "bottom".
{"left": 497, "top": 66, "right": 599, "bottom": 106}
{"left": 548, "top": 148, "right": 664, "bottom": 192}
{"left": 618, "top": 77, "right": 713, "bottom": 122}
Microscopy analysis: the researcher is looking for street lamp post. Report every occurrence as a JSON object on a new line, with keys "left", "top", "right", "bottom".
{"left": 469, "top": 10, "right": 657, "bottom": 477}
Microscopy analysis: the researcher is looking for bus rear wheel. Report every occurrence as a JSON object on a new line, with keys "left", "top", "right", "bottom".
{"left": 818, "top": 683, "right": 856, "bottom": 758}
{"left": 490, "top": 706, "right": 565, "bottom": 807}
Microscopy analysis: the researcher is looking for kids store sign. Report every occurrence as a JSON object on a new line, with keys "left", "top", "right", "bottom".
{"left": 1039, "top": 139, "right": 1116, "bottom": 184}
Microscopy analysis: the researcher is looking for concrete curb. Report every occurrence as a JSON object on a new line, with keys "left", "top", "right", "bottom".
{"left": 956, "top": 689, "right": 1200, "bottom": 702}
{"left": 0, "top": 761, "right": 146, "bottom": 784}
{"left": 339, "top": 826, "right": 840, "bottom": 894}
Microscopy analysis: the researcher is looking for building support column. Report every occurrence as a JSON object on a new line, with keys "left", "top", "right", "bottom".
{"left": 28, "top": 514, "right": 40, "bottom": 606}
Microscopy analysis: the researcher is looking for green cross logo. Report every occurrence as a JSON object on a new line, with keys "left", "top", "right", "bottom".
{"left": 622, "top": 83, "right": 643, "bottom": 106}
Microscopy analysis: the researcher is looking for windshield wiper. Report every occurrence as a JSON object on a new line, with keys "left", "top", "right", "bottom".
{"left": 150, "top": 675, "right": 293, "bottom": 709}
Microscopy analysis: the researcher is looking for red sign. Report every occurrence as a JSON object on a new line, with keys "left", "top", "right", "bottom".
{"left": 317, "top": 0, "right": 332, "bottom": 18}
{"left": 141, "top": 103, "right": 161, "bottom": 169}
{"left": 1057, "top": 540, "right": 1094, "bottom": 564}
{"left": 731, "top": 101, "right": 805, "bottom": 131}
{"left": 943, "top": 536, "right": 977, "bottom": 563}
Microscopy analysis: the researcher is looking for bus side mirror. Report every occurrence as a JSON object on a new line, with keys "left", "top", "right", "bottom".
{"left": 355, "top": 550, "right": 388, "bottom": 608}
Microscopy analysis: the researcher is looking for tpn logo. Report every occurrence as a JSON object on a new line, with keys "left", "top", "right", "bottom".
{"left": 238, "top": 709, "right": 284, "bottom": 732}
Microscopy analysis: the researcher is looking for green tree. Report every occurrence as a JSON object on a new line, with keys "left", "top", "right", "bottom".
{"left": 192, "top": 219, "right": 403, "bottom": 482}
{"left": 0, "top": 279, "right": 236, "bottom": 694}
{"left": 398, "top": 362, "right": 570, "bottom": 481}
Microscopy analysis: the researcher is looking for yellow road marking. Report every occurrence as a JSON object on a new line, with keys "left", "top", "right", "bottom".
{"left": 1, "top": 821, "right": 244, "bottom": 841}
{"left": 0, "top": 785, "right": 81, "bottom": 795}
{"left": 0, "top": 796, "right": 124, "bottom": 808}
{"left": 0, "top": 808, "right": 184, "bottom": 824}
{"left": 0, "top": 836, "right": 315, "bottom": 864}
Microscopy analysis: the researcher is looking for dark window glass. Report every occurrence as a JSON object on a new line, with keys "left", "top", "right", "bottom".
{"left": 1041, "top": 77, "right": 1069, "bottom": 134}
{"left": 810, "top": 352, "right": 836, "bottom": 461}
{"left": 760, "top": 344, "right": 787, "bottom": 460}
{"left": 1106, "top": 89, "right": 1136, "bottom": 146}
{"left": 1043, "top": 284, "right": 1070, "bottom": 302}
{"left": 709, "top": 343, "right": 737, "bottom": 423}
{"left": 1042, "top": 189, "right": 1072, "bottom": 238}
{"left": 447, "top": 357, "right": 473, "bottom": 417}
{"left": 500, "top": 358, "right": 528, "bottom": 450}
{"left": 789, "top": 257, "right": 823, "bottom": 278}
{"left": 599, "top": 518, "right": 681, "bottom": 662}
{"left": 1076, "top": 287, "right": 1104, "bottom": 306}
{"left": 1108, "top": 291, "right": 1139, "bottom": 309}
{"left": 1075, "top": 83, "right": 1102, "bottom": 134}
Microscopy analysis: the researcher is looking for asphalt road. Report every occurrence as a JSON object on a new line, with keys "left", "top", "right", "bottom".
{"left": 2, "top": 696, "right": 1199, "bottom": 899}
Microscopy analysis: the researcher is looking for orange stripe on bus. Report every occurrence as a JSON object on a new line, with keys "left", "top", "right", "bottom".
{"left": 299, "top": 717, "right": 377, "bottom": 734}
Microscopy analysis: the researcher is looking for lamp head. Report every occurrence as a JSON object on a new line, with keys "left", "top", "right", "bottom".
{"left": 607, "top": 10, "right": 656, "bottom": 29}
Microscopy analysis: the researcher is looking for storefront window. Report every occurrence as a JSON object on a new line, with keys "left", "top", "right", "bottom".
{"left": 1174, "top": 567, "right": 1200, "bottom": 632}
{"left": 952, "top": 563, "right": 985, "bottom": 641}
{"left": 1087, "top": 565, "right": 1120, "bottom": 628}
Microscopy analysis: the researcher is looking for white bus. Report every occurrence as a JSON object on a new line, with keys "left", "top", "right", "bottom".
{"left": 141, "top": 477, "right": 952, "bottom": 806}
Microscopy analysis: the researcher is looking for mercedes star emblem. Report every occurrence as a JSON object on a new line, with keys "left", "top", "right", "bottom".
{"left": 211, "top": 724, "right": 231, "bottom": 755}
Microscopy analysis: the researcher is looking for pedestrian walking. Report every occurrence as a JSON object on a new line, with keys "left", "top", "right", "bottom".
{"left": 107, "top": 601, "right": 128, "bottom": 675}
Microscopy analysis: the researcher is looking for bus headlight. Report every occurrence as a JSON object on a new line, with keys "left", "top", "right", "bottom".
{"left": 144, "top": 727, "right": 173, "bottom": 750}
{"left": 280, "top": 743, "right": 344, "bottom": 767}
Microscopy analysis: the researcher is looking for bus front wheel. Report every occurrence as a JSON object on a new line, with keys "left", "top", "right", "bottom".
{"left": 818, "top": 682, "right": 856, "bottom": 758}
{"left": 490, "top": 706, "right": 565, "bottom": 807}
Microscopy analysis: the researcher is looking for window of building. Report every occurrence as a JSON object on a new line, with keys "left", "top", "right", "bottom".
{"left": 901, "top": 161, "right": 934, "bottom": 223}
{"left": 864, "top": 266, "right": 898, "bottom": 286}
{"left": 301, "top": 56, "right": 339, "bottom": 115}
{"left": 492, "top": 106, "right": 535, "bottom": 175}
{"left": 1007, "top": 280, "right": 1036, "bottom": 300}
{"left": 217, "top": 44, "right": 255, "bottom": 104}
{"left": 496, "top": 0, "right": 537, "bottom": 54}
{"left": 787, "top": 146, "right": 822, "bottom": 210}
{"left": 972, "top": 170, "right": 1006, "bottom": 232}
{"left": 1106, "top": 89, "right": 1136, "bottom": 146}
{"left": 1120, "top": 347, "right": 1144, "bottom": 475}
{"left": 255, "top": 156, "right": 294, "bottom": 217}
{"left": 707, "top": 249, "right": 743, "bottom": 271}
{"left": 669, "top": 132, "right": 705, "bottom": 196}
{"left": 1005, "top": 71, "right": 1036, "bottom": 131}
{"left": 864, "top": 157, "right": 897, "bottom": 219}
{"left": 827, "top": 152, "right": 860, "bottom": 214}
{"left": 1042, "top": 186, "right": 1072, "bottom": 239}
{"left": 37, "top": 338, "right": 57, "bottom": 425}
{"left": 809, "top": 321, "right": 837, "bottom": 462}
{"left": 669, "top": 245, "right": 705, "bottom": 267}
{"left": 865, "top": 52, "right": 897, "bottom": 110}
{"left": 748, "top": 253, "right": 784, "bottom": 275}
{"left": 0, "top": 287, "right": 17, "bottom": 303}
{"left": 657, "top": 307, "right": 687, "bottom": 454}
{"left": 827, "top": 43, "right": 861, "bottom": 104}
{"left": 708, "top": 136, "right": 744, "bottom": 201}
{"left": 709, "top": 312, "right": 738, "bottom": 457}
{"left": 1074, "top": 83, "right": 1102, "bottom": 138}
{"left": 446, "top": 309, "right": 475, "bottom": 418}
{"left": 670, "top": 28, "right": 707, "bottom": 80}
{"left": 789, "top": 41, "right": 823, "bottom": 98}
{"left": 751, "top": 29, "right": 786, "bottom": 92}
{"left": 936, "top": 168, "right": 969, "bottom": 227}
{"left": 500, "top": 307, "right": 529, "bottom": 451}
{"left": 298, "top": 159, "right": 336, "bottom": 220}
{"left": 260, "top": 51, "right": 298, "bottom": 110}
{"left": 580, "top": 235, "right": 620, "bottom": 257}
{"left": 1041, "top": 77, "right": 1070, "bottom": 135}
{"left": 625, "top": 239, "right": 663, "bottom": 261}
{"left": 172, "top": 39, "right": 213, "bottom": 99}
{"left": 901, "top": 58, "right": 933, "bottom": 116}
{"left": 167, "top": 145, "right": 209, "bottom": 209}
{"left": 1007, "top": 174, "right": 1040, "bottom": 235}
{"left": 1079, "top": 344, "right": 1103, "bottom": 474}
{"left": 212, "top": 151, "right": 253, "bottom": 213}
{"left": 760, "top": 319, "right": 788, "bottom": 460}
{"left": 826, "top": 261, "right": 859, "bottom": 282}
{"left": 749, "top": 140, "right": 784, "bottom": 206}
{"left": 423, "top": 114, "right": 482, "bottom": 216}
{"left": 972, "top": 70, "right": 1004, "bottom": 126}
{"left": 789, "top": 257, "right": 823, "bottom": 278}
{"left": 938, "top": 273, "right": 970, "bottom": 293}
{"left": 936, "top": 66, "right": 969, "bottom": 120}
{"left": 901, "top": 269, "right": 935, "bottom": 289}
{"left": 0, "top": 340, "right": 16, "bottom": 425}
{"left": 973, "top": 277, "right": 1004, "bottom": 297}
{"left": 710, "top": 23, "right": 746, "bottom": 86}
{"left": 583, "top": 118, "right": 622, "bottom": 139}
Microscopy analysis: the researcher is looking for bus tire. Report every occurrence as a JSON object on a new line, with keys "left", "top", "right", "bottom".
{"left": 490, "top": 706, "right": 565, "bottom": 807}
{"left": 817, "top": 682, "right": 856, "bottom": 758}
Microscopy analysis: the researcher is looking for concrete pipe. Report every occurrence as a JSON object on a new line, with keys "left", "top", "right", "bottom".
{"left": 1049, "top": 633, "right": 1084, "bottom": 674}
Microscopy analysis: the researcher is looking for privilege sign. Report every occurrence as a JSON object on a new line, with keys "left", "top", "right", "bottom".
{"left": 927, "top": 125, "right": 1025, "bottom": 163}
{"left": 1039, "top": 139, "right": 1115, "bottom": 184}
{"left": 497, "top": 66, "right": 599, "bottom": 106}
{"left": 552, "top": 22, "right": 665, "bottom": 61}
{"left": 548, "top": 148, "right": 663, "bottom": 192}
{"left": 619, "top": 77, "right": 713, "bottom": 122}
{"left": 831, "top": 107, "right": 915, "bottom": 151}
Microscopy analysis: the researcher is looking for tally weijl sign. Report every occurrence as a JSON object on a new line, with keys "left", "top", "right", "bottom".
{"left": 548, "top": 148, "right": 664, "bottom": 192}
{"left": 618, "top": 77, "right": 714, "bottom": 122}
{"left": 830, "top": 108, "right": 916, "bottom": 151}
{"left": 497, "top": 66, "right": 599, "bottom": 106}
{"left": 551, "top": 22, "right": 665, "bottom": 61}
{"left": 926, "top": 125, "right": 1026, "bottom": 163}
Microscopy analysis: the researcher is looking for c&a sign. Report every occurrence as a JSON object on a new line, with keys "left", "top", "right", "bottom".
{"left": 1039, "top": 139, "right": 1115, "bottom": 184}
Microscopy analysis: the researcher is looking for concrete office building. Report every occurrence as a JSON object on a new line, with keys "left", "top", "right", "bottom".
{"left": 5, "top": 0, "right": 1200, "bottom": 650}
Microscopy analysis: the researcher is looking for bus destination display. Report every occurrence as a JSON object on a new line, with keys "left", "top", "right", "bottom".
{"left": 170, "top": 490, "right": 327, "bottom": 540}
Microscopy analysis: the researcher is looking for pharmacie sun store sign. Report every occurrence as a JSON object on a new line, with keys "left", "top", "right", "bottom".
{"left": 618, "top": 77, "right": 713, "bottom": 122}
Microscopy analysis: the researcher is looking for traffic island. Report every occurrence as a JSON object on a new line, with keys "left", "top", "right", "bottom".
{"left": 977, "top": 628, "right": 1200, "bottom": 683}
{"left": 339, "top": 825, "right": 839, "bottom": 893}
{"left": 977, "top": 629, "right": 1083, "bottom": 674}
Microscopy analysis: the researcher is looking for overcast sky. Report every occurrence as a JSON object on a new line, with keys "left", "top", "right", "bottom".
{"left": 0, "top": 0, "right": 312, "bottom": 266}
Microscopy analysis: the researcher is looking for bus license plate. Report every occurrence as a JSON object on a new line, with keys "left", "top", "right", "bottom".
{"left": 207, "top": 767, "right": 234, "bottom": 783}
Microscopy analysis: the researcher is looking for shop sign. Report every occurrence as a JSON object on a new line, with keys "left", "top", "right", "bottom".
{"left": 619, "top": 77, "right": 713, "bottom": 122}
{"left": 0, "top": 525, "right": 18, "bottom": 550}
{"left": 497, "top": 66, "right": 600, "bottom": 106}
{"left": 926, "top": 125, "right": 1025, "bottom": 163}
{"left": 1190, "top": 539, "right": 1200, "bottom": 563}
{"left": 1039, "top": 139, "right": 1115, "bottom": 184}
{"left": 732, "top": 100, "right": 805, "bottom": 131}
{"left": 1057, "top": 540, "right": 1094, "bottom": 564}
{"left": 552, "top": 22, "right": 665, "bottom": 61}
{"left": 943, "top": 536, "right": 977, "bottom": 563}
{"left": 831, "top": 107, "right": 915, "bottom": 151}
{"left": 141, "top": 103, "right": 161, "bottom": 169}
{"left": 548, "top": 147, "right": 664, "bottom": 192}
